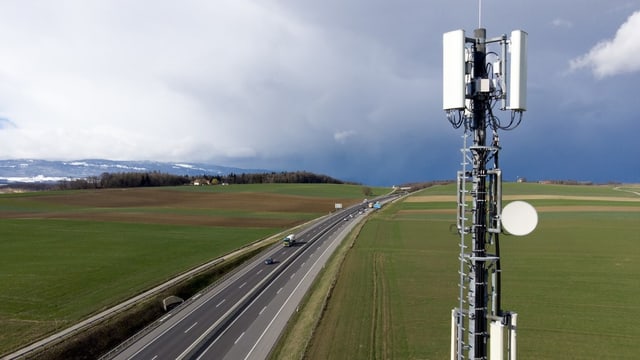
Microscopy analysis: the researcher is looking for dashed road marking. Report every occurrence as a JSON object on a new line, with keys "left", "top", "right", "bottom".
{"left": 185, "top": 322, "right": 198, "bottom": 334}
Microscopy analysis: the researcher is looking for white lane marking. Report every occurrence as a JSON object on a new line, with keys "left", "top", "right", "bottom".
{"left": 180, "top": 251, "right": 296, "bottom": 360}
{"left": 185, "top": 236, "right": 312, "bottom": 360}
{"left": 184, "top": 322, "right": 198, "bottom": 334}
{"left": 151, "top": 356, "right": 158, "bottom": 360}
{"left": 234, "top": 331, "right": 245, "bottom": 344}
{"left": 257, "top": 269, "right": 264, "bottom": 275}
{"left": 132, "top": 252, "right": 289, "bottom": 360}
{"left": 192, "top": 293, "right": 202, "bottom": 300}
{"left": 216, "top": 299, "right": 226, "bottom": 308}
{"left": 244, "top": 226, "right": 343, "bottom": 360}
{"left": 277, "top": 287, "right": 283, "bottom": 294}
{"left": 159, "top": 314, "right": 171, "bottom": 323}
{"left": 259, "top": 306, "right": 267, "bottom": 315}
{"left": 290, "top": 273, "right": 296, "bottom": 279}
{"left": 239, "top": 282, "right": 247, "bottom": 289}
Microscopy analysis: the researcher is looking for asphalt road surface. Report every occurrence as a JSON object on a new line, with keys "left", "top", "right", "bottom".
{"left": 107, "top": 202, "right": 372, "bottom": 360}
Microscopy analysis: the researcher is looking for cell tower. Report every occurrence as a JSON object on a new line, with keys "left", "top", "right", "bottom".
{"left": 442, "top": 23, "right": 536, "bottom": 360}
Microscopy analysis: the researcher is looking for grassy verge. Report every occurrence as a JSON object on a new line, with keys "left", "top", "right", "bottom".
{"left": 268, "top": 212, "right": 369, "bottom": 360}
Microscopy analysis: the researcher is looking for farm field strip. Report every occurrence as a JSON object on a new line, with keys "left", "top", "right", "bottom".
{"left": 303, "top": 184, "right": 640, "bottom": 359}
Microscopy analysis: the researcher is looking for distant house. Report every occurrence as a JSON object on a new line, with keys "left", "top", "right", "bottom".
{"left": 192, "top": 178, "right": 210, "bottom": 186}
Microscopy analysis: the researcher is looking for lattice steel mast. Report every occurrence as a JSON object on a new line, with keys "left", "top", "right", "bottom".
{"left": 443, "top": 25, "right": 528, "bottom": 360}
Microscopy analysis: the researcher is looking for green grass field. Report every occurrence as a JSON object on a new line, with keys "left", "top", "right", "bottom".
{"left": 305, "top": 183, "right": 640, "bottom": 359}
{"left": 0, "top": 184, "right": 386, "bottom": 355}
{"left": 0, "top": 220, "right": 272, "bottom": 350}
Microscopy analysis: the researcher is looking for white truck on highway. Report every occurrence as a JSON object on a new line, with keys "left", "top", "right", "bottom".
{"left": 283, "top": 234, "right": 296, "bottom": 247}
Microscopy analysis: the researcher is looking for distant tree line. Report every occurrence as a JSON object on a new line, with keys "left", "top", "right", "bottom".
{"left": 205, "top": 171, "right": 355, "bottom": 186}
{"left": 538, "top": 179, "right": 598, "bottom": 186}
{"left": 55, "top": 172, "right": 190, "bottom": 190}
{"left": 47, "top": 170, "right": 356, "bottom": 190}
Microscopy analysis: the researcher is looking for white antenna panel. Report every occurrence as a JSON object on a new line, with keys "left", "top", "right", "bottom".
{"left": 443, "top": 30, "right": 466, "bottom": 110}
{"left": 508, "top": 30, "right": 528, "bottom": 111}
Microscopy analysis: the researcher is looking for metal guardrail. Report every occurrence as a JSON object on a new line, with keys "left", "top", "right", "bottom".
{"left": 182, "top": 211, "right": 352, "bottom": 359}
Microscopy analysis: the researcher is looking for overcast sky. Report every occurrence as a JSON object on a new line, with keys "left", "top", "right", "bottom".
{"left": 0, "top": 1, "right": 638, "bottom": 185}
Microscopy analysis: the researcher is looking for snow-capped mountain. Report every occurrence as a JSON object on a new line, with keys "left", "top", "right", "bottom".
{"left": 0, "top": 159, "right": 269, "bottom": 183}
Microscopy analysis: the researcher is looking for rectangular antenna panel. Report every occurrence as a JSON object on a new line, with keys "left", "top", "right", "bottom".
{"left": 443, "top": 30, "right": 465, "bottom": 110}
{"left": 490, "top": 321, "right": 505, "bottom": 359}
{"left": 509, "top": 30, "right": 528, "bottom": 111}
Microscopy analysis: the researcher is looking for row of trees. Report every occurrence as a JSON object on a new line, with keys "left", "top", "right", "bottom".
{"left": 52, "top": 170, "right": 355, "bottom": 190}
{"left": 56, "top": 172, "right": 191, "bottom": 190}
{"left": 203, "top": 171, "right": 355, "bottom": 185}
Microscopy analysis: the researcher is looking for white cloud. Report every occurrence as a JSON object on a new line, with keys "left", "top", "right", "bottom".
{"left": 552, "top": 18, "right": 573, "bottom": 28}
{"left": 569, "top": 10, "right": 640, "bottom": 78}
{"left": 333, "top": 130, "right": 356, "bottom": 144}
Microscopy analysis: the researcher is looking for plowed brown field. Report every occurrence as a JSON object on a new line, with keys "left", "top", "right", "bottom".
{"left": 0, "top": 188, "right": 354, "bottom": 227}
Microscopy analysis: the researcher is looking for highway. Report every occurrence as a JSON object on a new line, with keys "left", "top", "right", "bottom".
{"left": 105, "top": 199, "right": 382, "bottom": 360}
